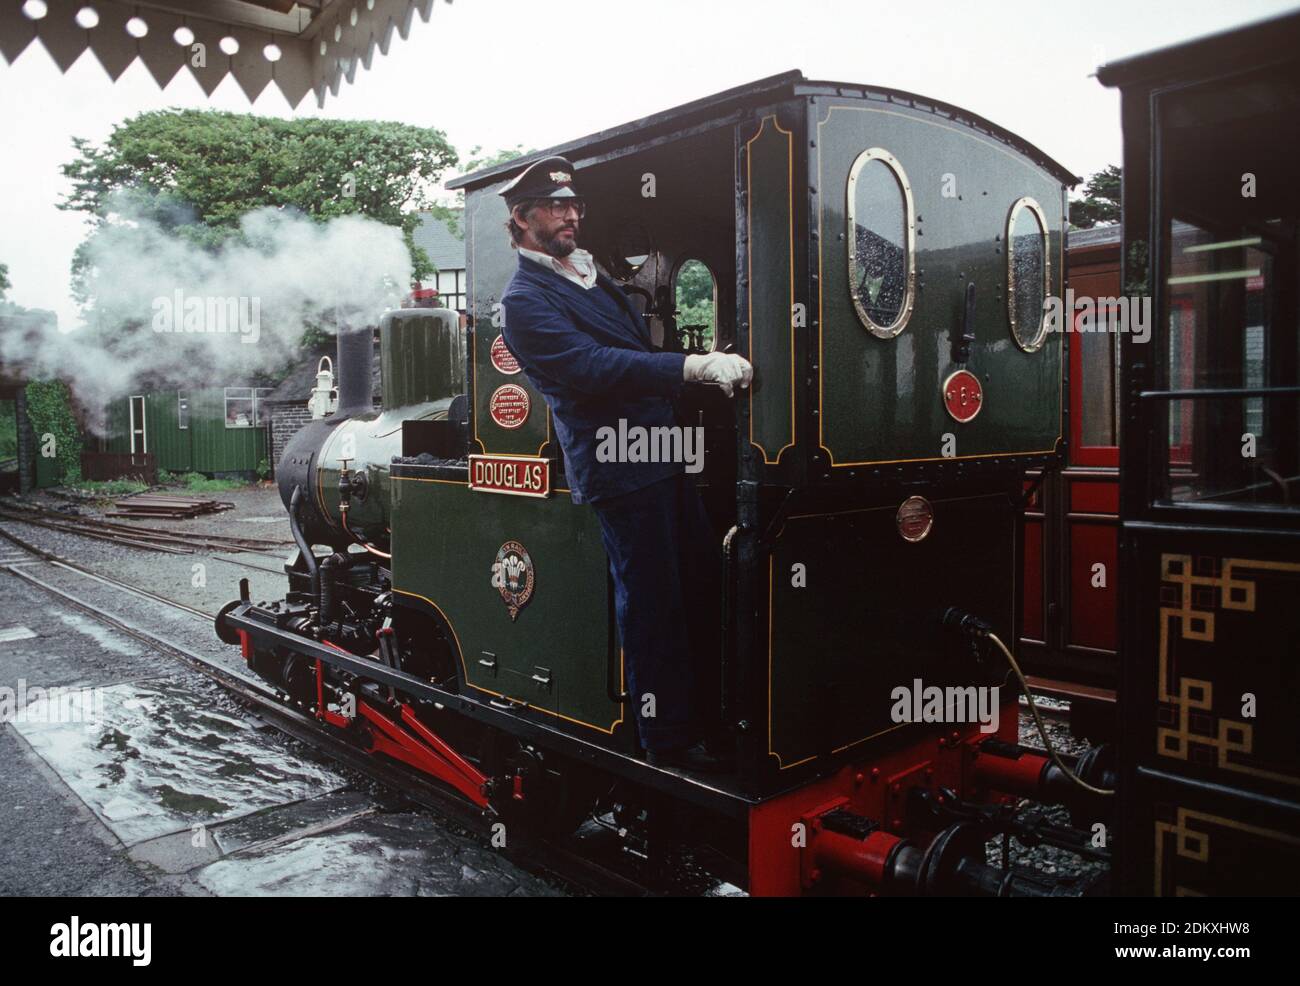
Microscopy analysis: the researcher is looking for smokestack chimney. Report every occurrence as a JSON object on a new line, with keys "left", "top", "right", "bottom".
{"left": 335, "top": 310, "right": 374, "bottom": 417}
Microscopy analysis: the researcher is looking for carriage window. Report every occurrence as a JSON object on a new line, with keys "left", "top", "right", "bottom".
{"left": 1166, "top": 223, "right": 1273, "bottom": 391}
{"left": 1007, "top": 197, "right": 1050, "bottom": 351}
{"left": 675, "top": 259, "right": 717, "bottom": 353}
{"left": 1146, "top": 66, "right": 1300, "bottom": 512}
{"left": 847, "top": 148, "right": 914, "bottom": 338}
{"left": 1162, "top": 394, "right": 1299, "bottom": 507}
{"left": 1160, "top": 228, "right": 1295, "bottom": 507}
{"left": 1078, "top": 311, "right": 1118, "bottom": 447}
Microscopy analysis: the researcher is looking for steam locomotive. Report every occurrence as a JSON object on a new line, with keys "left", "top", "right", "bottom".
{"left": 217, "top": 70, "right": 1117, "bottom": 895}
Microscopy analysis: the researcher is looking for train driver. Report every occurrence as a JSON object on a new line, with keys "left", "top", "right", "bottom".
{"left": 498, "top": 156, "right": 751, "bottom": 773}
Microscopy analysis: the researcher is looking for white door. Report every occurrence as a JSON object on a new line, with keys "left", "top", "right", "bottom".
{"left": 129, "top": 395, "right": 147, "bottom": 454}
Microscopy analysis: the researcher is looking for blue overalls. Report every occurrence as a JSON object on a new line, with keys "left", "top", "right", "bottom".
{"left": 501, "top": 256, "right": 720, "bottom": 751}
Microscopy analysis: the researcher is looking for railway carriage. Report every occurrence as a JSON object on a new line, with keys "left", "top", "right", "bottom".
{"left": 1018, "top": 226, "right": 1123, "bottom": 738}
{"left": 219, "top": 70, "right": 1107, "bottom": 895}
{"left": 1099, "top": 11, "right": 1300, "bottom": 897}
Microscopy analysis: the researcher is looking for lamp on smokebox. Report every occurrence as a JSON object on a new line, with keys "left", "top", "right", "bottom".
{"left": 408, "top": 282, "right": 439, "bottom": 309}
{"left": 308, "top": 356, "right": 338, "bottom": 420}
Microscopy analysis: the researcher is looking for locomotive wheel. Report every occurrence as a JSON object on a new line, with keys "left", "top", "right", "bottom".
{"left": 280, "top": 653, "right": 318, "bottom": 706}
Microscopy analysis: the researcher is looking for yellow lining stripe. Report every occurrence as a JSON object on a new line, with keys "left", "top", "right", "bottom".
{"left": 392, "top": 584, "right": 624, "bottom": 735}
{"left": 815, "top": 103, "right": 1065, "bottom": 467}
{"left": 391, "top": 476, "right": 467, "bottom": 485}
{"left": 766, "top": 492, "right": 1010, "bottom": 767}
{"left": 745, "top": 114, "right": 797, "bottom": 465}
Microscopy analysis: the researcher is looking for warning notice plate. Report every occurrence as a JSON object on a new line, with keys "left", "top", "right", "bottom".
{"left": 469, "top": 455, "right": 550, "bottom": 498}
{"left": 488, "top": 384, "right": 531, "bottom": 429}
{"left": 490, "top": 334, "right": 521, "bottom": 375}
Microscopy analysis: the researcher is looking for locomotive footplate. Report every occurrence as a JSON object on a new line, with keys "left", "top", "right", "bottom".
{"left": 218, "top": 599, "right": 762, "bottom": 819}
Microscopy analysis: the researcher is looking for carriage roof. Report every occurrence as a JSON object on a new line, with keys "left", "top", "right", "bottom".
{"left": 1097, "top": 8, "right": 1300, "bottom": 90}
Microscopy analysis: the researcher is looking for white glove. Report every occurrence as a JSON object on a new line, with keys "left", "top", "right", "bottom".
{"left": 683, "top": 352, "right": 753, "bottom": 398}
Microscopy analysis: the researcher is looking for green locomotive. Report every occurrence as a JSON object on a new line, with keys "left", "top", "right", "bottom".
{"left": 219, "top": 71, "right": 1101, "bottom": 895}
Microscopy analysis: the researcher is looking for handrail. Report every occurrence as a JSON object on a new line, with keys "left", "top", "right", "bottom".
{"left": 1138, "top": 385, "right": 1300, "bottom": 399}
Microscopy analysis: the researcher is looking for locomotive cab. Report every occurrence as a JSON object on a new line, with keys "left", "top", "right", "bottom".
{"left": 417, "top": 70, "right": 1074, "bottom": 796}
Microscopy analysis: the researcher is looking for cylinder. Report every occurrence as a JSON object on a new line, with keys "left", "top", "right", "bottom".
{"left": 813, "top": 829, "right": 904, "bottom": 889}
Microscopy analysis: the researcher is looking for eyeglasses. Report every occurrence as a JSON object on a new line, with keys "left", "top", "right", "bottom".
{"left": 540, "top": 197, "right": 586, "bottom": 219}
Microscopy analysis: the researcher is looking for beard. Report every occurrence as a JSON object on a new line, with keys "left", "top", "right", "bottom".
{"left": 543, "top": 225, "right": 578, "bottom": 257}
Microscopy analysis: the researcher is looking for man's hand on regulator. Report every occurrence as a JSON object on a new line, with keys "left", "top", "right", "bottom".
{"left": 683, "top": 352, "right": 754, "bottom": 398}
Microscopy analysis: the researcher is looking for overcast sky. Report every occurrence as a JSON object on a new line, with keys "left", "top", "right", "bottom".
{"left": 2, "top": 0, "right": 1296, "bottom": 328}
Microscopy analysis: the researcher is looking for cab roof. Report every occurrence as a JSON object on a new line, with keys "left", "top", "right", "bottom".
{"left": 447, "top": 69, "right": 1079, "bottom": 193}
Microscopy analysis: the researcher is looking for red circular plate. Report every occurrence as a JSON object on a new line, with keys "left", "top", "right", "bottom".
{"left": 490, "top": 334, "right": 521, "bottom": 375}
{"left": 897, "top": 496, "right": 934, "bottom": 543}
{"left": 943, "top": 369, "right": 983, "bottom": 423}
{"left": 489, "top": 384, "right": 530, "bottom": 429}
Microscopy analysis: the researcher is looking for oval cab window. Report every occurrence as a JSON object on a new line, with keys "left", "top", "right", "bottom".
{"left": 675, "top": 258, "right": 717, "bottom": 353}
{"left": 847, "top": 148, "right": 915, "bottom": 338}
{"left": 1007, "top": 197, "right": 1050, "bottom": 352}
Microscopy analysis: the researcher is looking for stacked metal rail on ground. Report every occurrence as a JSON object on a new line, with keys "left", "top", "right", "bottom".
{"left": 108, "top": 492, "right": 235, "bottom": 519}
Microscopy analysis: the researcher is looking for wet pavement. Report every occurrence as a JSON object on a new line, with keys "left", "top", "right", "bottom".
{"left": 13, "top": 679, "right": 348, "bottom": 846}
{"left": 0, "top": 486, "right": 568, "bottom": 897}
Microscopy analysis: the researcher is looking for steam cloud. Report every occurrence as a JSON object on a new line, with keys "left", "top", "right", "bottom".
{"left": 0, "top": 198, "right": 413, "bottom": 431}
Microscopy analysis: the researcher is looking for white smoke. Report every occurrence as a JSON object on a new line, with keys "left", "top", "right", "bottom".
{"left": 0, "top": 198, "right": 412, "bottom": 431}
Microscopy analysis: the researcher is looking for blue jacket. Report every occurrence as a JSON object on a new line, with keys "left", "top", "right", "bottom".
{"left": 500, "top": 255, "right": 686, "bottom": 503}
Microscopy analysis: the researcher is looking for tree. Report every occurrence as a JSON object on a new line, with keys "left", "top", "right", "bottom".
{"left": 60, "top": 109, "right": 459, "bottom": 302}
{"left": 463, "top": 144, "right": 532, "bottom": 175}
{"left": 0, "top": 261, "right": 9, "bottom": 301}
{"left": 1070, "top": 165, "right": 1121, "bottom": 229}
{"left": 426, "top": 144, "right": 536, "bottom": 240}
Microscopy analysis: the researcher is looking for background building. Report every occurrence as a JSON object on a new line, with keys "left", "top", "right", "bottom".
{"left": 97, "top": 386, "right": 272, "bottom": 480}
{"left": 413, "top": 211, "right": 466, "bottom": 312}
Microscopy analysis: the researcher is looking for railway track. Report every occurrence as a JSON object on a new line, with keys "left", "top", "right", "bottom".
{"left": 0, "top": 520, "right": 665, "bottom": 897}
{"left": 0, "top": 500, "right": 292, "bottom": 556}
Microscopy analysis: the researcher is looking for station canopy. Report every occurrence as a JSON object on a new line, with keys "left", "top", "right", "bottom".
{"left": 0, "top": 0, "right": 444, "bottom": 107}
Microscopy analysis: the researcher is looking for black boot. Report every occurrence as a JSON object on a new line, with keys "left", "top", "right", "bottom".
{"left": 646, "top": 741, "right": 734, "bottom": 773}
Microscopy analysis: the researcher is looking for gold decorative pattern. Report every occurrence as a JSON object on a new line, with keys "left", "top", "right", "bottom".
{"left": 1154, "top": 807, "right": 1300, "bottom": 896}
{"left": 1157, "top": 554, "right": 1300, "bottom": 786}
